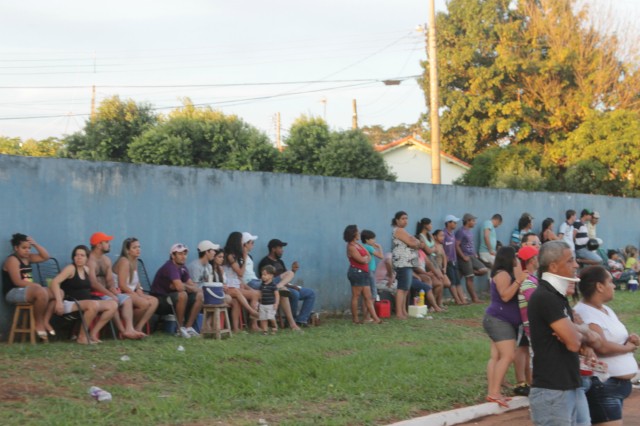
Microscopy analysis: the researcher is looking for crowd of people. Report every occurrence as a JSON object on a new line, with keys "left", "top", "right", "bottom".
{"left": 4, "top": 206, "right": 640, "bottom": 424}
{"left": 2, "top": 231, "right": 317, "bottom": 343}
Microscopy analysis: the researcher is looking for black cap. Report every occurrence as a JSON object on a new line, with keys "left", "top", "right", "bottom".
{"left": 268, "top": 239, "right": 288, "bottom": 250}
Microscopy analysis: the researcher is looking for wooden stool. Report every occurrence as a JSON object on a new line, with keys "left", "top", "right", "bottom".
{"left": 201, "top": 304, "right": 232, "bottom": 339}
{"left": 9, "top": 303, "right": 36, "bottom": 344}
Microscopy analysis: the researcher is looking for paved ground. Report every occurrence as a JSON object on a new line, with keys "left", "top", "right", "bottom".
{"left": 460, "top": 387, "right": 640, "bottom": 425}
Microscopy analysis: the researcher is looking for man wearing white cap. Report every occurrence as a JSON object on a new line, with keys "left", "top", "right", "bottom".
{"left": 150, "top": 243, "right": 204, "bottom": 338}
{"left": 188, "top": 240, "right": 220, "bottom": 287}
{"left": 240, "top": 232, "right": 261, "bottom": 289}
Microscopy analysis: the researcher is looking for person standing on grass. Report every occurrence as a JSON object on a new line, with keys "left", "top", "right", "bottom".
{"left": 483, "top": 246, "right": 528, "bottom": 408}
{"left": 344, "top": 224, "right": 381, "bottom": 324}
{"left": 455, "top": 213, "right": 486, "bottom": 303}
{"left": 574, "top": 266, "right": 639, "bottom": 426}
{"left": 360, "top": 229, "right": 383, "bottom": 304}
{"left": 479, "top": 213, "right": 503, "bottom": 267}
{"left": 258, "top": 265, "right": 280, "bottom": 335}
{"left": 527, "top": 240, "right": 600, "bottom": 425}
{"left": 391, "top": 211, "right": 426, "bottom": 318}
{"left": 443, "top": 214, "right": 467, "bottom": 305}
{"left": 2, "top": 233, "right": 56, "bottom": 341}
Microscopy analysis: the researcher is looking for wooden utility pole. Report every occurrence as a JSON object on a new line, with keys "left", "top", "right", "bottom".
{"left": 90, "top": 85, "right": 96, "bottom": 122}
{"left": 352, "top": 99, "right": 358, "bottom": 129}
{"left": 428, "top": 0, "right": 441, "bottom": 184}
{"left": 276, "top": 112, "right": 282, "bottom": 152}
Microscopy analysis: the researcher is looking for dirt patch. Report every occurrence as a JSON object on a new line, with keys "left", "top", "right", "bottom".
{"left": 0, "top": 383, "right": 47, "bottom": 402}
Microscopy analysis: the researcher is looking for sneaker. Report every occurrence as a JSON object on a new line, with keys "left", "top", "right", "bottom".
{"left": 513, "top": 383, "right": 530, "bottom": 396}
{"left": 178, "top": 327, "right": 191, "bottom": 338}
{"left": 186, "top": 327, "right": 199, "bottom": 337}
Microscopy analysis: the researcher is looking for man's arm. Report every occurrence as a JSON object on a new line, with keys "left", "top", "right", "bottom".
{"left": 87, "top": 258, "right": 116, "bottom": 298}
{"left": 549, "top": 317, "right": 582, "bottom": 352}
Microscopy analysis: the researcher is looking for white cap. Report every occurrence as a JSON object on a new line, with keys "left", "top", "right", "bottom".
{"left": 242, "top": 232, "right": 258, "bottom": 245}
{"left": 170, "top": 243, "right": 188, "bottom": 255}
{"left": 197, "top": 240, "right": 220, "bottom": 252}
{"left": 444, "top": 214, "right": 460, "bottom": 223}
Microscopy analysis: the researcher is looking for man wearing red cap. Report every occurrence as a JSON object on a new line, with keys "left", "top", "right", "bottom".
{"left": 88, "top": 232, "right": 145, "bottom": 339}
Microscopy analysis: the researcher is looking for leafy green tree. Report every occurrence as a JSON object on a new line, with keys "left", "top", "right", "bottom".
{"left": 0, "top": 136, "right": 22, "bottom": 155}
{"left": 318, "top": 130, "right": 395, "bottom": 181}
{"left": 361, "top": 123, "right": 422, "bottom": 146}
{"left": 129, "top": 100, "right": 279, "bottom": 171}
{"left": 278, "top": 116, "right": 331, "bottom": 175}
{"left": 64, "top": 96, "right": 156, "bottom": 161}
{"left": 21, "top": 137, "right": 64, "bottom": 157}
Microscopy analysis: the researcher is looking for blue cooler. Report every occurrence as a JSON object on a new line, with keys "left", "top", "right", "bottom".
{"left": 163, "top": 314, "right": 177, "bottom": 334}
{"left": 203, "top": 282, "right": 225, "bottom": 305}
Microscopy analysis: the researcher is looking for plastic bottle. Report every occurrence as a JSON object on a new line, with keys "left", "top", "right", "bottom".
{"left": 88, "top": 386, "right": 112, "bottom": 402}
{"left": 419, "top": 290, "right": 425, "bottom": 306}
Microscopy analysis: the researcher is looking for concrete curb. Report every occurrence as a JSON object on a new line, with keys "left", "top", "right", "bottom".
{"left": 389, "top": 396, "right": 529, "bottom": 426}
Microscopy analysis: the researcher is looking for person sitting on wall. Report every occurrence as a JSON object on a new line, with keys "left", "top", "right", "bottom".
{"left": 88, "top": 232, "right": 145, "bottom": 339}
{"left": 573, "top": 209, "right": 602, "bottom": 266}
{"left": 150, "top": 243, "right": 204, "bottom": 338}
{"left": 478, "top": 214, "right": 503, "bottom": 267}
{"left": 258, "top": 239, "right": 316, "bottom": 327}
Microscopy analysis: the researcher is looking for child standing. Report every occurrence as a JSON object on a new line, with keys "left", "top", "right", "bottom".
{"left": 360, "top": 230, "right": 383, "bottom": 302}
{"left": 259, "top": 265, "right": 280, "bottom": 335}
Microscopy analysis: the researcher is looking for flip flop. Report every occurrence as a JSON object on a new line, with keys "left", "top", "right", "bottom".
{"left": 486, "top": 395, "right": 509, "bottom": 409}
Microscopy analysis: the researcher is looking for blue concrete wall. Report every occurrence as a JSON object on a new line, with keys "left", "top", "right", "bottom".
{"left": 1, "top": 154, "right": 639, "bottom": 338}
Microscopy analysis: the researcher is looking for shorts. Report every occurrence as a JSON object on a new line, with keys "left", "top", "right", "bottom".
{"left": 586, "top": 376, "right": 632, "bottom": 423}
{"left": 446, "top": 262, "right": 460, "bottom": 286}
{"left": 530, "top": 387, "right": 579, "bottom": 426}
{"left": 100, "top": 294, "right": 130, "bottom": 306}
{"left": 5, "top": 287, "right": 28, "bottom": 304}
{"left": 153, "top": 291, "right": 198, "bottom": 316}
{"left": 394, "top": 267, "right": 413, "bottom": 291}
{"left": 347, "top": 267, "right": 371, "bottom": 287}
{"left": 478, "top": 251, "right": 495, "bottom": 266}
{"left": 246, "top": 279, "right": 262, "bottom": 290}
{"left": 410, "top": 277, "right": 432, "bottom": 293}
{"left": 459, "top": 256, "right": 486, "bottom": 278}
{"left": 483, "top": 314, "right": 518, "bottom": 342}
{"left": 259, "top": 304, "right": 276, "bottom": 321}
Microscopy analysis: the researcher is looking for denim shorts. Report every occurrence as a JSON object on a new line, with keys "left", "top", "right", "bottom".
{"left": 394, "top": 267, "right": 413, "bottom": 291}
{"left": 586, "top": 376, "right": 632, "bottom": 423}
{"left": 482, "top": 314, "right": 518, "bottom": 342}
{"left": 529, "top": 387, "right": 579, "bottom": 426}
{"left": 100, "top": 293, "right": 130, "bottom": 306}
{"left": 446, "top": 262, "right": 461, "bottom": 286}
{"left": 347, "top": 267, "right": 371, "bottom": 287}
{"left": 5, "top": 287, "right": 28, "bottom": 304}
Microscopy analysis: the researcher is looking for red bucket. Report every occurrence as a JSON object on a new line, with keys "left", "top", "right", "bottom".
{"left": 374, "top": 300, "right": 391, "bottom": 318}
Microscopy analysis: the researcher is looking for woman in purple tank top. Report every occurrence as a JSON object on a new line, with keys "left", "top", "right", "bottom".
{"left": 482, "top": 246, "right": 528, "bottom": 408}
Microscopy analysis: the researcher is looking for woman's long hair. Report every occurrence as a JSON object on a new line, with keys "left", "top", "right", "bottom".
{"left": 224, "top": 231, "right": 244, "bottom": 267}
{"left": 491, "top": 246, "right": 516, "bottom": 279}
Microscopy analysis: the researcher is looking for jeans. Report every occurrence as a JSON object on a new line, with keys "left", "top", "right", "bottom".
{"left": 576, "top": 248, "right": 604, "bottom": 264}
{"left": 586, "top": 376, "right": 632, "bottom": 423}
{"left": 576, "top": 376, "right": 592, "bottom": 426}
{"left": 529, "top": 387, "right": 579, "bottom": 426}
{"left": 288, "top": 286, "right": 315, "bottom": 324}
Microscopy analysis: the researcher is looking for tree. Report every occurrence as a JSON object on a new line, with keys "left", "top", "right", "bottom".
{"left": 64, "top": 96, "right": 156, "bottom": 162}
{"left": 361, "top": 123, "right": 422, "bottom": 146}
{"left": 21, "top": 137, "right": 64, "bottom": 157}
{"left": 278, "top": 116, "right": 331, "bottom": 175}
{"left": 128, "top": 100, "right": 279, "bottom": 171}
{"left": 318, "top": 130, "right": 395, "bottom": 181}
{"left": 0, "top": 137, "right": 22, "bottom": 155}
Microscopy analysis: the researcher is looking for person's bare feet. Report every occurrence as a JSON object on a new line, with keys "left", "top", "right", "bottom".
{"left": 122, "top": 330, "right": 142, "bottom": 340}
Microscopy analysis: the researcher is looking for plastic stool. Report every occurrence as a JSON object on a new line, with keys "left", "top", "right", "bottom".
{"left": 9, "top": 303, "right": 36, "bottom": 344}
{"left": 201, "top": 304, "right": 232, "bottom": 339}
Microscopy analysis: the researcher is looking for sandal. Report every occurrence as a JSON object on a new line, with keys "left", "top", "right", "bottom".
{"left": 486, "top": 395, "right": 510, "bottom": 409}
{"left": 36, "top": 331, "right": 49, "bottom": 342}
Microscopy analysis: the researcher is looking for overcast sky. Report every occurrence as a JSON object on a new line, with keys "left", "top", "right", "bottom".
{"left": 0, "top": 0, "right": 637, "bottom": 143}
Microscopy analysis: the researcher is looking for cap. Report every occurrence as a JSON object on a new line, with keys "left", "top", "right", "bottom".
{"left": 197, "top": 240, "right": 220, "bottom": 252}
{"left": 581, "top": 208, "right": 594, "bottom": 216}
{"left": 521, "top": 212, "right": 534, "bottom": 220}
{"left": 268, "top": 238, "right": 288, "bottom": 250}
{"left": 241, "top": 232, "right": 258, "bottom": 245}
{"left": 444, "top": 214, "right": 460, "bottom": 223}
{"left": 593, "top": 211, "right": 600, "bottom": 219}
{"left": 462, "top": 213, "right": 477, "bottom": 222}
{"left": 170, "top": 243, "right": 188, "bottom": 255}
{"left": 517, "top": 245, "right": 539, "bottom": 262}
{"left": 90, "top": 232, "right": 114, "bottom": 246}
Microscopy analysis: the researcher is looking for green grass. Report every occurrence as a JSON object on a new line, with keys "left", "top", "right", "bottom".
{"left": 1, "top": 292, "right": 638, "bottom": 425}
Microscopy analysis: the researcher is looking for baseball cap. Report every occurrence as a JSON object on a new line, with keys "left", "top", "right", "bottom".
{"left": 462, "top": 213, "right": 477, "bottom": 222}
{"left": 241, "top": 232, "right": 258, "bottom": 245}
{"left": 518, "top": 245, "right": 539, "bottom": 262}
{"left": 444, "top": 214, "right": 460, "bottom": 223}
{"left": 581, "top": 208, "right": 594, "bottom": 216}
{"left": 90, "top": 232, "right": 113, "bottom": 246}
{"left": 170, "top": 243, "right": 188, "bottom": 255}
{"left": 268, "top": 238, "right": 288, "bottom": 250}
{"left": 593, "top": 211, "right": 600, "bottom": 219}
{"left": 197, "top": 240, "right": 220, "bottom": 252}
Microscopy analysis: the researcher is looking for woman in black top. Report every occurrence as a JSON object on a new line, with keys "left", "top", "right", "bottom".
{"left": 51, "top": 245, "right": 118, "bottom": 344}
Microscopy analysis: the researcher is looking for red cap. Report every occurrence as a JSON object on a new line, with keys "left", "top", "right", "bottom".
{"left": 90, "top": 232, "right": 114, "bottom": 246}
{"left": 518, "top": 245, "right": 539, "bottom": 262}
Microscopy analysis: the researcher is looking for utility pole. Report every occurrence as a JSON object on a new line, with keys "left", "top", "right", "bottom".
{"left": 352, "top": 99, "right": 358, "bottom": 129}
{"left": 90, "top": 52, "right": 97, "bottom": 122}
{"left": 428, "top": 0, "right": 441, "bottom": 184}
{"left": 276, "top": 112, "right": 282, "bottom": 152}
